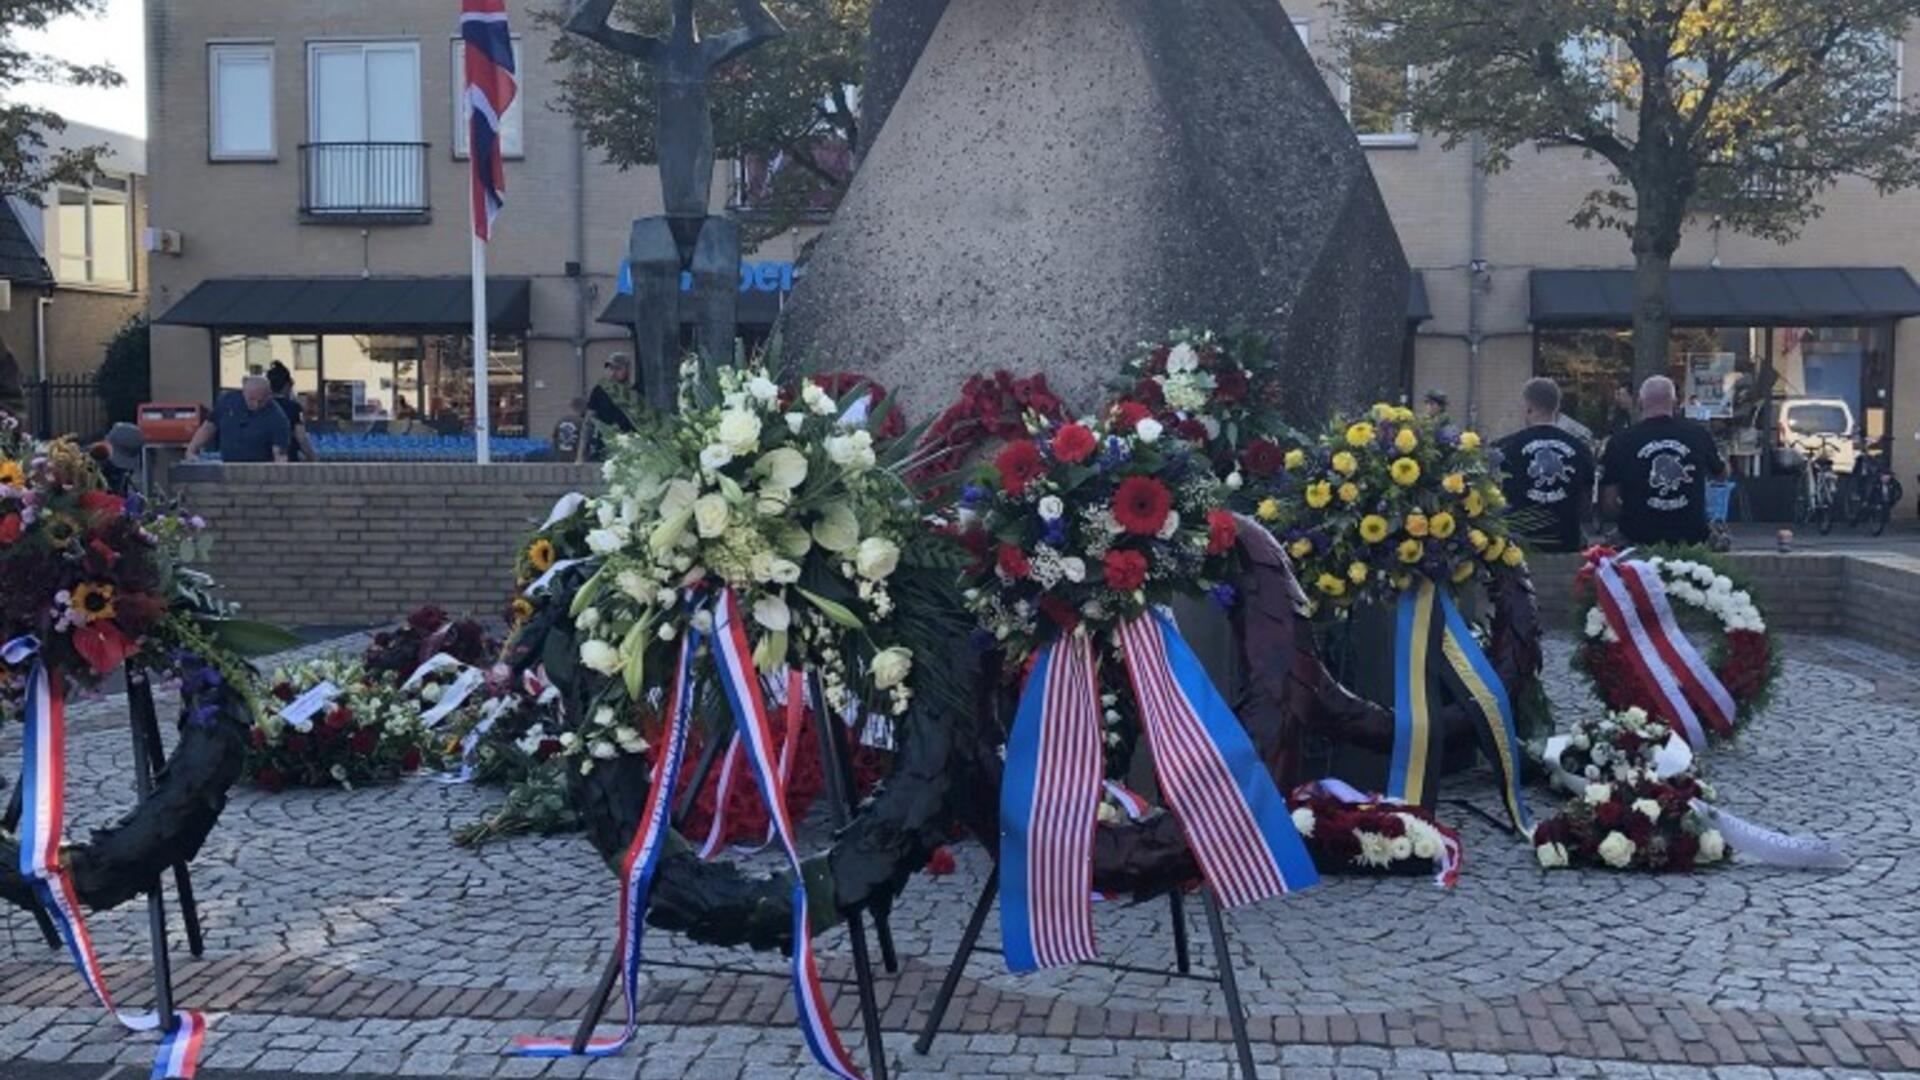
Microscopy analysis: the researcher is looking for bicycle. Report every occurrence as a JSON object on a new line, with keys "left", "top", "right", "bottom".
{"left": 1849, "top": 438, "right": 1903, "bottom": 537}
{"left": 1793, "top": 432, "right": 1848, "bottom": 536}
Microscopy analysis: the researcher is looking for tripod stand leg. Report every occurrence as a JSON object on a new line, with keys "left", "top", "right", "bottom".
{"left": 1169, "top": 889, "right": 1191, "bottom": 976}
{"left": 29, "top": 900, "right": 62, "bottom": 950}
{"left": 125, "top": 670, "right": 177, "bottom": 1026}
{"left": 570, "top": 949, "right": 624, "bottom": 1055}
{"left": 1201, "top": 891, "right": 1259, "bottom": 1080}
{"left": 171, "top": 863, "right": 205, "bottom": 958}
{"left": 128, "top": 670, "right": 207, "bottom": 958}
{"left": 872, "top": 897, "right": 900, "bottom": 975}
{"left": 913, "top": 867, "right": 997, "bottom": 1056}
{"left": 843, "top": 907, "right": 891, "bottom": 1080}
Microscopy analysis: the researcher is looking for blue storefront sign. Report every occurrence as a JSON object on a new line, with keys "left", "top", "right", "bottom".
{"left": 616, "top": 259, "right": 801, "bottom": 297}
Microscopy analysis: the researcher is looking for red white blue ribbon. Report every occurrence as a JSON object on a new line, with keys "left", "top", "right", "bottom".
{"left": 1001, "top": 614, "right": 1318, "bottom": 974}
{"left": 8, "top": 644, "right": 208, "bottom": 1079}
{"left": 1589, "top": 553, "right": 1734, "bottom": 747}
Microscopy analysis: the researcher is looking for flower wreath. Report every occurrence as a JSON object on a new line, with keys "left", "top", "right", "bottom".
{"left": 1532, "top": 708, "right": 1729, "bottom": 872}
{"left": 1572, "top": 546, "right": 1778, "bottom": 738}
{"left": 1110, "top": 327, "right": 1302, "bottom": 489}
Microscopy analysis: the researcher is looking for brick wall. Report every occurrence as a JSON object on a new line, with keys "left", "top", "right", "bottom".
{"left": 174, "top": 463, "right": 602, "bottom": 626}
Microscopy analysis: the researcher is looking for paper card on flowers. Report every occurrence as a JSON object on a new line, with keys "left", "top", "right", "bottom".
{"left": 278, "top": 680, "right": 340, "bottom": 731}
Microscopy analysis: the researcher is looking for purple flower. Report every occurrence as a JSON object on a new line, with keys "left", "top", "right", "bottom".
{"left": 1043, "top": 518, "right": 1067, "bottom": 546}
{"left": 1098, "top": 437, "right": 1131, "bottom": 471}
{"left": 960, "top": 483, "right": 989, "bottom": 508}
{"left": 1210, "top": 583, "right": 1237, "bottom": 608}
{"left": 969, "top": 628, "right": 998, "bottom": 653}
{"left": 124, "top": 492, "right": 146, "bottom": 517}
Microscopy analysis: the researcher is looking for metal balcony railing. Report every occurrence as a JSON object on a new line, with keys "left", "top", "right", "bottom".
{"left": 300, "top": 142, "right": 429, "bottom": 217}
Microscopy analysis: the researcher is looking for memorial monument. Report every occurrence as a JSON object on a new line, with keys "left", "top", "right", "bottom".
{"left": 783, "top": 0, "right": 1412, "bottom": 421}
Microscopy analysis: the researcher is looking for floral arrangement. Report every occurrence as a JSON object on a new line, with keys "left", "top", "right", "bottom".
{"left": 1286, "top": 783, "right": 1462, "bottom": 884}
{"left": 1533, "top": 708, "right": 1728, "bottom": 872}
{"left": 1110, "top": 327, "right": 1299, "bottom": 485}
{"left": 363, "top": 605, "right": 497, "bottom": 682}
{"left": 916, "top": 369, "right": 1067, "bottom": 482}
{"left": 248, "top": 656, "right": 428, "bottom": 791}
{"left": 1257, "top": 402, "right": 1517, "bottom": 608}
{"left": 1572, "top": 548, "right": 1778, "bottom": 731}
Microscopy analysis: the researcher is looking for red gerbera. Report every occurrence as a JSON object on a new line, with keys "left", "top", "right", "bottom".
{"left": 1241, "top": 438, "right": 1284, "bottom": 478}
{"left": 1112, "top": 401, "right": 1152, "bottom": 432}
{"left": 1112, "top": 476, "right": 1173, "bottom": 536}
{"left": 1104, "top": 549, "right": 1149, "bottom": 591}
{"left": 1206, "top": 509, "right": 1237, "bottom": 556}
{"left": 1051, "top": 423, "right": 1097, "bottom": 465}
{"left": 994, "top": 440, "right": 1045, "bottom": 495}
{"left": 997, "top": 543, "right": 1032, "bottom": 579}
{"left": 1213, "top": 366, "right": 1250, "bottom": 403}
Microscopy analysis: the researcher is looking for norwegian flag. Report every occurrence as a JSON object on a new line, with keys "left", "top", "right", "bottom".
{"left": 461, "top": 0, "right": 517, "bottom": 240}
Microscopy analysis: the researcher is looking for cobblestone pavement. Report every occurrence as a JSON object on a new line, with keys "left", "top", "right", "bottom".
{"left": 3, "top": 632, "right": 1919, "bottom": 1078}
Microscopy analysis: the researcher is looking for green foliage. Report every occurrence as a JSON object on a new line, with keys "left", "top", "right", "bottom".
{"left": 94, "top": 314, "right": 148, "bottom": 424}
{"left": 0, "top": 0, "right": 124, "bottom": 201}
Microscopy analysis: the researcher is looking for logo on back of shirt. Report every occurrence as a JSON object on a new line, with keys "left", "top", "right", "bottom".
{"left": 1638, "top": 439, "right": 1697, "bottom": 511}
{"left": 1522, "top": 438, "right": 1575, "bottom": 504}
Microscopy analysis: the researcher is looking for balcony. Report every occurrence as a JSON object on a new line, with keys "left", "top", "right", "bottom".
{"left": 299, "top": 142, "right": 430, "bottom": 222}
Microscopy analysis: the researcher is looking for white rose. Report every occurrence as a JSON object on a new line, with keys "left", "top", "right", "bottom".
{"left": 419, "top": 682, "right": 444, "bottom": 704}
{"left": 757, "top": 447, "right": 810, "bottom": 490}
{"left": 1535, "top": 842, "right": 1569, "bottom": 869}
{"left": 1290, "top": 807, "right": 1316, "bottom": 837}
{"left": 1597, "top": 831, "right": 1636, "bottom": 869}
{"left": 1633, "top": 798, "right": 1662, "bottom": 822}
{"left": 869, "top": 647, "right": 914, "bottom": 690}
{"left": 693, "top": 493, "right": 732, "bottom": 539}
{"left": 812, "top": 502, "right": 860, "bottom": 553}
{"left": 747, "top": 375, "right": 779, "bottom": 403}
{"left": 591, "top": 740, "right": 617, "bottom": 761}
{"left": 1583, "top": 783, "right": 1613, "bottom": 806}
{"left": 699, "top": 444, "right": 734, "bottom": 472}
{"left": 580, "top": 639, "right": 622, "bottom": 675}
{"left": 785, "top": 413, "right": 807, "bottom": 435}
{"left": 1167, "top": 343, "right": 1198, "bottom": 374}
{"left": 1038, "top": 496, "right": 1066, "bottom": 522}
{"left": 716, "top": 410, "right": 762, "bottom": 453}
{"left": 802, "top": 381, "right": 836, "bottom": 416}
{"left": 1060, "top": 557, "right": 1087, "bottom": 584}
{"left": 855, "top": 536, "right": 902, "bottom": 581}
{"left": 1136, "top": 418, "right": 1163, "bottom": 444}
{"left": 753, "top": 593, "right": 792, "bottom": 632}
{"left": 586, "top": 527, "right": 627, "bottom": 555}
{"left": 1226, "top": 471, "right": 1244, "bottom": 491}
{"left": 577, "top": 607, "right": 602, "bottom": 630}
{"left": 1698, "top": 828, "right": 1727, "bottom": 863}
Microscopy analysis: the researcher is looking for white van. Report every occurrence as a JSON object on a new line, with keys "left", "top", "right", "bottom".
{"left": 1776, "top": 398, "right": 1857, "bottom": 475}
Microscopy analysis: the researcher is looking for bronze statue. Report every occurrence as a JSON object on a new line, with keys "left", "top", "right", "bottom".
{"left": 566, "top": 0, "right": 785, "bottom": 407}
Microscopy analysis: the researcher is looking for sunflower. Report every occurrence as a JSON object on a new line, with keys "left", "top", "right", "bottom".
{"left": 1370, "top": 403, "right": 1397, "bottom": 422}
{"left": 1359, "top": 515, "right": 1390, "bottom": 543}
{"left": 1468, "top": 528, "right": 1490, "bottom": 552}
{"left": 1484, "top": 536, "right": 1509, "bottom": 563}
{"left": 527, "top": 538, "right": 557, "bottom": 573}
{"left": 1394, "top": 428, "right": 1418, "bottom": 454}
{"left": 42, "top": 512, "right": 80, "bottom": 548}
{"left": 1396, "top": 539, "right": 1424, "bottom": 564}
{"left": 0, "top": 459, "right": 23, "bottom": 487}
{"left": 69, "top": 581, "right": 117, "bottom": 623}
{"left": 511, "top": 596, "right": 535, "bottom": 622}
{"left": 1390, "top": 458, "right": 1421, "bottom": 487}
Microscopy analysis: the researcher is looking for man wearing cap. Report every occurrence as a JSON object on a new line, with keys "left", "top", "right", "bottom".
{"left": 184, "top": 375, "right": 291, "bottom": 463}
{"left": 98, "top": 422, "right": 146, "bottom": 493}
{"left": 1422, "top": 390, "right": 1452, "bottom": 429}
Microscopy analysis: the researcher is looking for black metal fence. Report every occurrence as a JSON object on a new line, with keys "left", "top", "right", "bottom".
{"left": 25, "top": 378, "right": 110, "bottom": 441}
{"left": 300, "top": 142, "right": 430, "bottom": 216}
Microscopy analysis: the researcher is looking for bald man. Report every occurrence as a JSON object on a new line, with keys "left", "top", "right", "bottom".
{"left": 1599, "top": 375, "right": 1725, "bottom": 545}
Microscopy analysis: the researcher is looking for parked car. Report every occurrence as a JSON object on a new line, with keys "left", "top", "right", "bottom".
{"left": 1776, "top": 397, "right": 1858, "bottom": 475}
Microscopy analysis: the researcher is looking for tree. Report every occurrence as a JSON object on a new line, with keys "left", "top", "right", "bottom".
{"left": 0, "top": 0, "right": 123, "bottom": 202}
{"left": 538, "top": 0, "right": 868, "bottom": 245}
{"left": 1332, "top": 0, "right": 1920, "bottom": 385}
{"left": 94, "top": 314, "right": 148, "bottom": 425}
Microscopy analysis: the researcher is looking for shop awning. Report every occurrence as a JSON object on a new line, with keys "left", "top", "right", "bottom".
{"left": 1408, "top": 271, "right": 1432, "bottom": 324}
{"left": 1530, "top": 267, "right": 1920, "bottom": 327}
{"left": 156, "top": 277, "right": 533, "bottom": 333}
{"left": 596, "top": 287, "right": 786, "bottom": 329}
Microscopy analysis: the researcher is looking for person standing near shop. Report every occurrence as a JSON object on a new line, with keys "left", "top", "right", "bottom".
{"left": 1599, "top": 376, "right": 1725, "bottom": 546}
{"left": 1422, "top": 389, "right": 1451, "bottom": 428}
{"left": 1606, "top": 383, "right": 1636, "bottom": 438}
{"left": 1495, "top": 377, "right": 1594, "bottom": 553}
{"left": 577, "top": 352, "right": 647, "bottom": 462}
{"left": 266, "top": 362, "right": 319, "bottom": 462}
{"left": 184, "top": 375, "right": 291, "bottom": 463}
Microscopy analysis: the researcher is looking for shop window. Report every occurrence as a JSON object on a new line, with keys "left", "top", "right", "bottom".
{"left": 217, "top": 333, "right": 323, "bottom": 419}
{"left": 215, "top": 332, "right": 526, "bottom": 435}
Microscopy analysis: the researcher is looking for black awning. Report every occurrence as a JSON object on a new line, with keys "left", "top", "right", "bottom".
{"left": 1530, "top": 267, "right": 1920, "bottom": 327}
{"left": 0, "top": 199, "right": 51, "bottom": 285}
{"left": 156, "top": 277, "right": 533, "bottom": 333}
{"left": 596, "top": 287, "right": 786, "bottom": 329}
{"left": 1408, "top": 271, "right": 1432, "bottom": 324}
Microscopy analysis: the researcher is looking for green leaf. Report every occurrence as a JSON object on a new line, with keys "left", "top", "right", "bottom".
{"left": 570, "top": 566, "right": 609, "bottom": 618}
{"left": 649, "top": 506, "right": 695, "bottom": 555}
{"left": 795, "top": 586, "right": 864, "bottom": 630}
{"left": 717, "top": 472, "right": 746, "bottom": 503}
{"left": 200, "top": 617, "right": 302, "bottom": 657}
{"left": 619, "top": 618, "right": 651, "bottom": 700}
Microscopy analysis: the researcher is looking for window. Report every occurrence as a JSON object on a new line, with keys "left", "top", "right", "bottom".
{"left": 215, "top": 332, "right": 528, "bottom": 436}
{"left": 306, "top": 41, "right": 425, "bottom": 213}
{"left": 210, "top": 44, "right": 276, "bottom": 160}
{"left": 1559, "top": 33, "right": 1619, "bottom": 129}
{"left": 450, "top": 37, "right": 524, "bottom": 159}
{"left": 49, "top": 175, "right": 132, "bottom": 288}
{"left": 1345, "top": 32, "right": 1416, "bottom": 145}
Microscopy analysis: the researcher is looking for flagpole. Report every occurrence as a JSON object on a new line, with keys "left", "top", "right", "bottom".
{"left": 471, "top": 227, "right": 492, "bottom": 465}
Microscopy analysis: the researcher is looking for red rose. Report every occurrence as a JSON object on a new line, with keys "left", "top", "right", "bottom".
{"left": 1039, "top": 594, "right": 1079, "bottom": 633}
{"left": 1241, "top": 439, "right": 1284, "bottom": 478}
{"left": 286, "top": 732, "right": 310, "bottom": 755}
{"left": 1176, "top": 418, "right": 1210, "bottom": 443}
{"left": 994, "top": 440, "right": 1045, "bottom": 495}
{"left": 536, "top": 738, "right": 563, "bottom": 761}
{"left": 1112, "top": 476, "right": 1173, "bottom": 536}
{"left": 323, "top": 704, "right": 353, "bottom": 731}
{"left": 255, "top": 768, "right": 285, "bottom": 793}
{"left": 1051, "top": 423, "right": 1097, "bottom": 465}
{"left": 1206, "top": 509, "right": 1237, "bottom": 556}
{"left": 1112, "top": 401, "right": 1152, "bottom": 432}
{"left": 400, "top": 746, "right": 424, "bottom": 773}
{"left": 0, "top": 514, "right": 21, "bottom": 545}
{"left": 249, "top": 726, "right": 268, "bottom": 749}
{"left": 997, "top": 543, "right": 1032, "bottom": 579}
{"left": 349, "top": 728, "right": 378, "bottom": 756}
{"left": 1594, "top": 801, "right": 1629, "bottom": 830}
{"left": 1213, "top": 367, "right": 1250, "bottom": 403}
{"left": 271, "top": 682, "right": 296, "bottom": 703}
{"left": 1104, "top": 549, "right": 1149, "bottom": 591}
{"left": 1132, "top": 378, "right": 1166, "bottom": 408}
{"left": 924, "top": 846, "right": 957, "bottom": 876}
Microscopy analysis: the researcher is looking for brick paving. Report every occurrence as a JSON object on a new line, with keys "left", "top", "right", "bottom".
{"left": 2, "top": 633, "right": 1918, "bottom": 1078}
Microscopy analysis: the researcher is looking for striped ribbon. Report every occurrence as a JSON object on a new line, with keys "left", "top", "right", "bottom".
{"left": 1388, "top": 582, "right": 1534, "bottom": 836}
{"left": 9, "top": 646, "right": 208, "bottom": 1080}
{"left": 1589, "top": 553, "right": 1734, "bottom": 747}
{"left": 1001, "top": 613, "right": 1317, "bottom": 974}
{"left": 697, "top": 669, "right": 806, "bottom": 860}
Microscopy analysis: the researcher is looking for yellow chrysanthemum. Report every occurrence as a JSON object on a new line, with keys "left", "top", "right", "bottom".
{"left": 1371, "top": 402, "right": 1397, "bottom": 421}
{"left": 1392, "top": 572, "right": 1413, "bottom": 590}
{"left": 1338, "top": 481, "right": 1360, "bottom": 504}
{"left": 1405, "top": 512, "right": 1430, "bottom": 538}
{"left": 0, "top": 460, "right": 23, "bottom": 488}
{"left": 1345, "top": 422, "right": 1375, "bottom": 448}
{"left": 1502, "top": 544, "right": 1525, "bottom": 568}
{"left": 1459, "top": 431, "right": 1482, "bottom": 451}
{"left": 1396, "top": 539, "right": 1424, "bottom": 564}
{"left": 1257, "top": 497, "right": 1281, "bottom": 522}
{"left": 1390, "top": 457, "right": 1421, "bottom": 487}
{"left": 1331, "top": 451, "right": 1358, "bottom": 476}
{"left": 1347, "top": 561, "right": 1370, "bottom": 585}
{"left": 1484, "top": 536, "right": 1508, "bottom": 563}
{"left": 1429, "top": 511, "right": 1456, "bottom": 539}
{"left": 527, "top": 538, "right": 557, "bottom": 572}
{"left": 1359, "top": 514, "right": 1390, "bottom": 543}
{"left": 1463, "top": 490, "right": 1486, "bottom": 517}
{"left": 68, "top": 582, "right": 117, "bottom": 624}
{"left": 1393, "top": 406, "right": 1415, "bottom": 423}
{"left": 1394, "top": 428, "right": 1418, "bottom": 454}
{"left": 1284, "top": 448, "right": 1307, "bottom": 471}
{"left": 1468, "top": 528, "right": 1489, "bottom": 552}
{"left": 1452, "top": 560, "right": 1477, "bottom": 584}
{"left": 1289, "top": 538, "right": 1314, "bottom": 559}
{"left": 1315, "top": 573, "right": 1347, "bottom": 598}
{"left": 1305, "top": 481, "right": 1333, "bottom": 509}
{"left": 1442, "top": 472, "right": 1466, "bottom": 495}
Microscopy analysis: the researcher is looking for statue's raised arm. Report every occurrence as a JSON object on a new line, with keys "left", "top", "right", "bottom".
{"left": 702, "top": 0, "right": 784, "bottom": 68}
{"left": 566, "top": 0, "right": 664, "bottom": 63}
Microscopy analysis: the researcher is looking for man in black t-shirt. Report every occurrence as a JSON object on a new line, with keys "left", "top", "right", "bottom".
{"left": 1495, "top": 377, "right": 1595, "bottom": 553}
{"left": 1600, "top": 375, "right": 1726, "bottom": 546}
